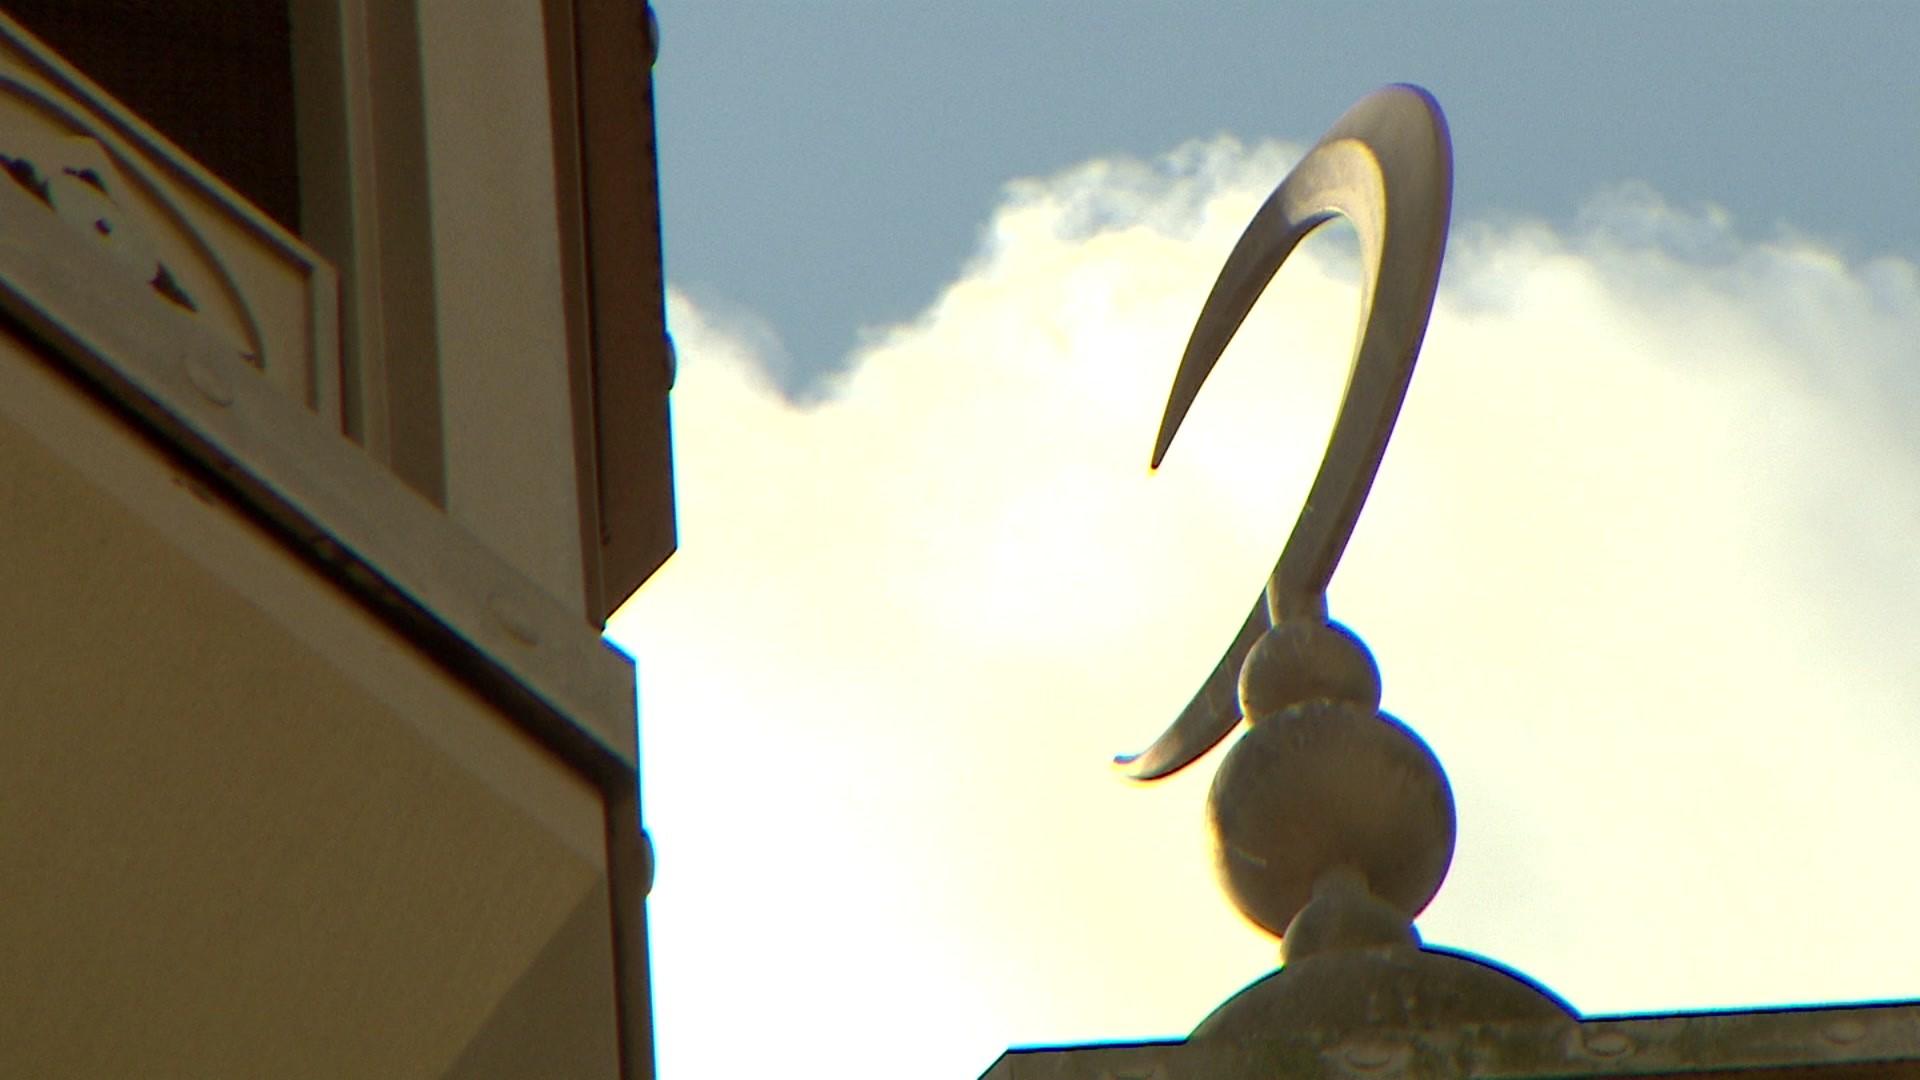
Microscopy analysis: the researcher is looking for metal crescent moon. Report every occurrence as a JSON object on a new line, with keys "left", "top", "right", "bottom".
{"left": 1116, "top": 85, "right": 1453, "bottom": 781}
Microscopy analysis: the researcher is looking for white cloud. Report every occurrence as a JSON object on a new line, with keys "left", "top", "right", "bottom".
{"left": 610, "top": 136, "right": 1920, "bottom": 1080}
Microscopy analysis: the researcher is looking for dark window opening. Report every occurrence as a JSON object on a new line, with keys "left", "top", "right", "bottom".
{"left": 1, "top": 1, "right": 300, "bottom": 234}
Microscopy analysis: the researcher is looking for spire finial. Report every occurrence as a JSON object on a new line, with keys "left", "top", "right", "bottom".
{"left": 1119, "top": 84, "right": 1459, "bottom": 943}
{"left": 1116, "top": 84, "right": 1453, "bottom": 786}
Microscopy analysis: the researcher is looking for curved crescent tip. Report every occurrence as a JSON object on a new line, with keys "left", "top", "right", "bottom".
{"left": 1149, "top": 397, "right": 1189, "bottom": 470}
{"left": 1112, "top": 705, "right": 1236, "bottom": 781}
{"left": 1149, "top": 293, "right": 1232, "bottom": 470}
{"left": 1112, "top": 594, "right": 1267, "bottom": 781}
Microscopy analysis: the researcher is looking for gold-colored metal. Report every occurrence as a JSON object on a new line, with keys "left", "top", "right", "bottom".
{"left": 1117, "top": 85, "right": 1452, "bottom": 781}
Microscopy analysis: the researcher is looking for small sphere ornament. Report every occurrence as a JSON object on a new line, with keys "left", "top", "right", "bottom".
{"left": 1238, "top": 618, "right": 1382, "bottom": 716}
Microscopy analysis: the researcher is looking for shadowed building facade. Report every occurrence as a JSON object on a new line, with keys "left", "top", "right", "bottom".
{"left": 0, "top": 4, "right": 668, "bottom": 1076}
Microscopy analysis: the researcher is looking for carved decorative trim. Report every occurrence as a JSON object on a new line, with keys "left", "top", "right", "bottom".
{"left": 0, "top": 14, "right": 340, "bottom": 425}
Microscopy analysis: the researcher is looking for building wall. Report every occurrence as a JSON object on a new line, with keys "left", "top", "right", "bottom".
{"left": 0, "top": 7, "right": 662, "bottom": 1074}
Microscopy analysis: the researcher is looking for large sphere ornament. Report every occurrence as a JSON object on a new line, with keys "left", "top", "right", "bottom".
{"left": 1206, "top": 699, "right": 1455, "bottom": 938}
{"left": 1237, "top": 618, "right": 1380, "bottom": 720}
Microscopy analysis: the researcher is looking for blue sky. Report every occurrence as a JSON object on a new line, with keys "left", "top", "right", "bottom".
{"left": 612, "top": 6, "right": 1920, "bottom": 1079}
{"left": 652, "top": 3, "right": 1918, "bottom": 395}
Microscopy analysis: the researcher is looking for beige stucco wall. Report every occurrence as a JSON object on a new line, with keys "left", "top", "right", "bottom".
{"left": 415, "top": 0, "right": 591, "bottom": 615}
{"left": 0, "top": 330, "right": 619, "bottom": 1077}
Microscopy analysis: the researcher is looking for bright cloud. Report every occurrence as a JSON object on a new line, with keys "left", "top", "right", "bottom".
{"left": 609, "top": 135, "right": 1920, "bottom": 1080}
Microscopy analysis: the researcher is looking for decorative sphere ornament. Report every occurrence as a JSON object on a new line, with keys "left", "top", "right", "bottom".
{"left": 1206, "top": 699, "right": 1454, "bottom": 938}
{"left": 1238, "top": 618, "right": 1381, "bottom": 719}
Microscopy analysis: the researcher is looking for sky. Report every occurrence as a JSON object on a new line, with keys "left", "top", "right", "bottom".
{"left": 607, "top": 6, "right": 1920, "bottom": 1079}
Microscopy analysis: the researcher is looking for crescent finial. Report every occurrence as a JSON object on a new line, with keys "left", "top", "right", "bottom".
{"left": 1117, "top": 85, "right": 1453, "bottom": 781}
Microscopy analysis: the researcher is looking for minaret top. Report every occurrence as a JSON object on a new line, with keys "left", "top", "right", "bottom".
{"left": 1118, "top": 85, "right": 1572, "bottom": 1038}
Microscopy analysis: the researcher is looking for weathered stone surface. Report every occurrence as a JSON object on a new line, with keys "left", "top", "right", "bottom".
{"left": 982, "top": 1001, "right": 1920, "bottom": 1079}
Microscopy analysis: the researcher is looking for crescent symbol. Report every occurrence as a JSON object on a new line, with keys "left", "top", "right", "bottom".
{"left": 1117, "top": 85, "right": 1454, "bottom": 780}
